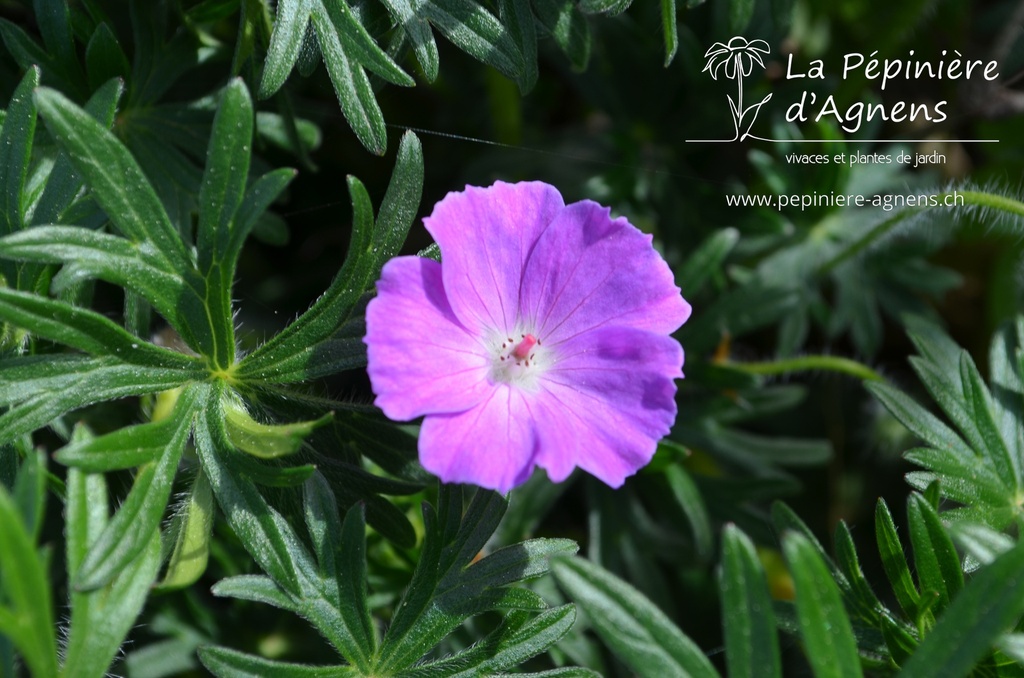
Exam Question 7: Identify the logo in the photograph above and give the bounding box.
[699,36,773,142]
[687,37,999,148]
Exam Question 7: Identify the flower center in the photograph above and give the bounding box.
[489,330,546,388]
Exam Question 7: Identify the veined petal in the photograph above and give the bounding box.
[535,326,683,487]
[518,200,691,346]
[365,257,492,420]
[424,181,565,335]
[419,385,539,493]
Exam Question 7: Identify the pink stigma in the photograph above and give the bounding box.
[511,334,538,360]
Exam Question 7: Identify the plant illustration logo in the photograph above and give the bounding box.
[700,36,773,142]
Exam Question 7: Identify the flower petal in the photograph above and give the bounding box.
[424,181,565,335]
[518,200,691,345]
[419,386,539,493]
[365,256,492,420]
[535,326,683,487]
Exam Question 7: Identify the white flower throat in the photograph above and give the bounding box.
[488,328,548,389]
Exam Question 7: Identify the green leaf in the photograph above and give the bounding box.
[676,228,737,297]
[899,538,1024,677]
[728,0,755,33]
[74,384,201,590]
[85,22,131,90]
[54,393,193,472]
[496,0,536,92]
[63,468,162,678]
[0,357,194,445]
[195,385,307,596]
[197,79,254,369]
[32,77,124,228]
[661,0,678,66]
[0,287,204,371]
[907,493,963,616]
[0,19,79,96]
[0,67,39,290]
[303,475,376,669]
[902,446,1011,509]
[578,0,632,13]
[380,0,440,81]
[832,521,884,622]
[261,0,412,154]
[157,467,215,590]
[34,0,77,74]
[223,398,332,459]
[408,606,581,676]
[0,483,58,678]
[948,522,1014,567]
[534,0,591,72]
[874,498,921,621]
[420,0,524,79]
[227,168,297,274]
[198,646,358,677]
[551,556,719,678]
[782,531,863,678]
[865,381,975,461]
[33,87,191,274]
[663,465,713,560]
[0,226,193,334]
[719,525,781,678]
[11,447,44,541]
[238,132,422,383]
[959,352,1021,491]
[211,575,298,613]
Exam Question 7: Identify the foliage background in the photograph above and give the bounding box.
[2,0,1024,676]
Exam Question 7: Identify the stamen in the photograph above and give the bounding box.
[512,334,538,360]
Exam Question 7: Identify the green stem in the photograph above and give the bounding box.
[816,189,1024,275]
[728,355,884,382]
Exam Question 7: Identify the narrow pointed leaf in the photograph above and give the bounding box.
[318,0,414,86]
[534,1,590,72]
[11,448,44,540]
[33,87,191,271]
[0,67,39,288]
[0,484,58,678]
[960,352,1021,490]
[199,646,358,677]
[661,0,678,66]
[157,467,215,590]
[782,532,863,678]
[380,0,440,81]
[311,8,386,154]
[874,498,921,620]
[497,0,537,92]
[0,287,203,370]
[719,525,781,678]
[899,538,1024,678]
[866,381,975,461]
[32,77,124,227]
[223,399,331,459]
[195,385,305,595]
[75,385,200,590]
[421,0,524,79]
[238,132,422,382]
[211,575,297,612]
[907,493,963,615]
[64,466,162,678]
[260,0,311,97]
[0,359,195,445]
[551,556,719,678]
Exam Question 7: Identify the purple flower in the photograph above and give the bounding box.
[364,181,691,492]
